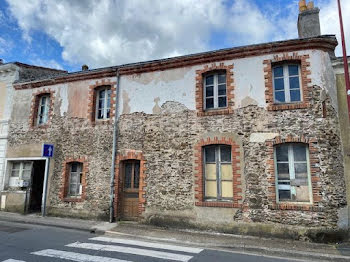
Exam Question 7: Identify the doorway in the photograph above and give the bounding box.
[121,160,140,220]
[29,160,46,213]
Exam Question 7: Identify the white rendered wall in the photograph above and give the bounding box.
[118,49,335,115]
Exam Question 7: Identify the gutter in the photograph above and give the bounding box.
[109,69,121,223]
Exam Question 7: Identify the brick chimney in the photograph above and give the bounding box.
[297,0,321,38]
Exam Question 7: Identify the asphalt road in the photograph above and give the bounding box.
[0,221,302,262]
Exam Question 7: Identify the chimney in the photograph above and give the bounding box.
[297,0,321,38]
[0,59,3,65]
[82,64,89,71]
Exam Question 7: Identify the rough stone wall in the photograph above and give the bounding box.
[117,86,346,228]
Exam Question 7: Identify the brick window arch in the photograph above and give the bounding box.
[194,136,242,208]
[195,63,235,116]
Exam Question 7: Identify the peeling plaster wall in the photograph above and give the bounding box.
[118,49,336,114]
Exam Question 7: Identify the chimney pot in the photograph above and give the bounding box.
[82,64,89,71]
[299,0,307,12]
[307,1,314,10]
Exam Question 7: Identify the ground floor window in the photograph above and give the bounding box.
[8,161,33,187]
[274,143,311,203]
[204,145,233,201]
[67,162,83,197]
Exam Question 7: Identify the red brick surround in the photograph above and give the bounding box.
[87,79,117,125]
[194,136,242,208]
[114,150,147,218]
[266,135,322,211]
[59,157,89,202]
[195,63,235,116]
[264,53,312,111]
[29,88,55,128]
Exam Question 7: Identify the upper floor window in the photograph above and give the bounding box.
[37,94,50,125]
[275,143,311,203]
[96,86,111,120]
[204,145,233,201]
[67,162,83,198]
[273,64,301,103]
[204,72,227,110]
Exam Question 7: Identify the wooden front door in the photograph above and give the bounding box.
[121,160,140,220]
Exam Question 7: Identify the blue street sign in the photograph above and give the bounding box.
[42,144,54,158]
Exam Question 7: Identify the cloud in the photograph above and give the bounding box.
[6,0,346,69]
[29,58,63,70]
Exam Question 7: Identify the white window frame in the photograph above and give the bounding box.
[272,64,302,104]
[8,161,33,188]
[203,73,227,110]
[203,145,232,201]
[274,143,313,204]
[37,95,50,125]
[95,86,111,120]
[68,162,83,198]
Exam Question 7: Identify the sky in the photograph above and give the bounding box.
[0,0,348,72]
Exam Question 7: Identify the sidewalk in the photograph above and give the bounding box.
[1,211,350,261]
[0,211,116,233]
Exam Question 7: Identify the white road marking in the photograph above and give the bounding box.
[90,236,203,253]
[2,260,26,262]
[67,242,193,262]
[31,249,131,262]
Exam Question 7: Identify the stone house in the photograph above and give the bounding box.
[0,62,65,212]
[1,2,348,235]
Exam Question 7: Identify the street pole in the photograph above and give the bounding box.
[41,157,50,217]
[337,0,350,119]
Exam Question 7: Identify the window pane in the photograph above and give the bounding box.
[294,163,308,181]
[205,164,216,180]
[274,78,285,91]
[124,163,132,188]
[22,170,31,180]
[205,181,217,198]
[221,164,232,180]
[220,146,231,162]
[218,97,227,107]
[277,163,290,180]
[293,144,307,161]
[276,144,289,162]
[222,181,233,198]
[273,66,283,77]
[218,84,226,96]
[134,162,140,189]
[279,190,291,200]
[218,74,226,84]
[12,162,21,170]
[98,109,104,119]
[98,98,105,110]
[71,163,78,172]
[99,90,105,99]
[289,76,300,90]
[288,65,299,76]
[69,184,78,196]
[70,173,78,183]
[295,186,310,202]
[206,98,214,109]
[205,75,214,85]
[205,147,215,162]
[205,86,213,97]
[23,162,32,170]
[290,90,301,102]
[106,109,110,119]
[274,91,285,103]
[11,170,20,177]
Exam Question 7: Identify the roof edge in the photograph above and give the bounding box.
[14,35,337,90]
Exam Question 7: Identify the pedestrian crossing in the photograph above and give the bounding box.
[2,236,203,262]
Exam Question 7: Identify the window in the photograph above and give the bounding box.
[204,145,233,200]
[37,94,50,125]
[274,143,311,203]
[124,161,140,190]
[96,86,111,120]
[204,72,227,110]
[8,161,33,187]
[273,64,301,103]
[68,162,83,197]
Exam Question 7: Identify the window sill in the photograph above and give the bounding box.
[267,102,310,111]
[31,124,50,129]
[63,197,84,202]
[195,201,241,208]
[197,108,233,117]
[92,119,112,126]
[269,203,322,211]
